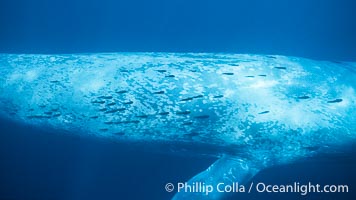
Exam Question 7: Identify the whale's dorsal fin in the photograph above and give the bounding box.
[172,155,261,199]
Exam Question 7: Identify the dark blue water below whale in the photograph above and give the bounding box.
[0,117,355,200]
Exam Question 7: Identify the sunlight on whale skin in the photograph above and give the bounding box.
[0,53,355,199]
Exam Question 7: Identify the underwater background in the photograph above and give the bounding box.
[0,0,355,199]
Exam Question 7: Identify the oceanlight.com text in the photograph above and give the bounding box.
[165,181,349,196]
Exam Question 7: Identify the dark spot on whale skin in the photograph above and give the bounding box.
[90,116,99,119]
[50,80,60,83]
[182,121,193,125]
[213,95,224,98]
[181,97,194,102]
[123,101,133,105]
[114,132,125,136]
[92,100,105,104]
[115,120,140,124]
[258,75,267,77]
[136,115,149,118]
[105,108,126,113]
[156,70,167,73]
[120,69,129,73]
[222,72,234,75]
[116,90,128,94]
[27,115,51,119]
[245,76,255,78]
[304,146,320,151]
[165,75,175,78]
[258,111,270,114]
[99,96,113,100]
[298,95,310,99]
[190,70,197,72]
[194,115,210,119]
[228,63,239,66]
[153,91,165,94]
[104,121,113,125]
[107,102,116,106]
[53,113,61,117]
[99,108,108,112]
[184,132,200,137]
[176,111,191,115]
[274,67,287,70]
[99,128,109,132]
[327,99,343,103]
[193,95,204,99]
[159,112,170,115]
[9,112,17,116]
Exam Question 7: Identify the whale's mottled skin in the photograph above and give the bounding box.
[0,53,355,199]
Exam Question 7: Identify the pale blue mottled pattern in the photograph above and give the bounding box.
[0,53,355,199]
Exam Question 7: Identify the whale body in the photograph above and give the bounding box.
[0,53,355,199]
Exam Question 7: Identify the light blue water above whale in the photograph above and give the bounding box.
[0,53,355,199]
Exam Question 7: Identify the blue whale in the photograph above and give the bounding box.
[0,53,355,199]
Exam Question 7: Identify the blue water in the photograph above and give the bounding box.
[1,117,355,200]
[1,0,356,61]
[0,0,356,200]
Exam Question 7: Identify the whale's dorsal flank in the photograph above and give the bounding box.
[0,53,355,199]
